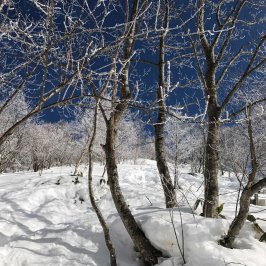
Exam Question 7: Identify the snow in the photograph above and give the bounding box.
[0,161,265,266]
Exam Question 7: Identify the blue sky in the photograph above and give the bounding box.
[3,0,265,124]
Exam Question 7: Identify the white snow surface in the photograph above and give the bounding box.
[0,159,265,266]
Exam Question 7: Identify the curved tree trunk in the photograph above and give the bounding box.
[105,120,162,265]
[99,1,162,264]
[220,105,260,248]
[221,188,251,248]
[223,178,266,248]
[88,102,117,265]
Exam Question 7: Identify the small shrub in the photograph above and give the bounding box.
[72,177,80,184]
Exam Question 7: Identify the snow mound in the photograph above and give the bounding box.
[138,210,266,266]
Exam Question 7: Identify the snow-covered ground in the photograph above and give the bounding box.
[0,160,265,266]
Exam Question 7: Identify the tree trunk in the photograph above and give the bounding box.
[221,188,251,248]
[155,123,177,208]
[197,0,221,218]
[33,154,39,172]
[174,148,181,190]
[154,0,177,209]
[220,105,259,248]
[88,102,117,266]
[105,121,162,265]
[203,102,220,217]
[74,135,90,175]
[100,1,162,263]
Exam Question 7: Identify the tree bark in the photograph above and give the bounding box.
[174,143,181,190]
[196,0,265,218]
[223,177,266,249]
[203,106,220,217]
[155,122,177,208]
[105,120,162,265]
[154,0,177,208]
[221,188,252,248]
[220,105,259,248]
[88,102,117,266]
[100,1,162,264]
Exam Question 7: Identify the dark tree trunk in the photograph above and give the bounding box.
[202,47,220,218]
[221,105,260,248]
[33,162,39,172]
[99,1,162,264]
[203,126,220,213]
[221,188,252,248]
[174,146,181,190]
[196,0,265,219]
[88,102,117,266]
[154,0,177,208]
[105,121,162,265]
[33,155,40,172]
[203,108,220,217]
[196,0,221,218]
[155,123,177,208]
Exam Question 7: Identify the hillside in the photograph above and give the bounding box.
[0,160,265,266]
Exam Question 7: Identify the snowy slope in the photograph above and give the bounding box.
[0,160,265,266]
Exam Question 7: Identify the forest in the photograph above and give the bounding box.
[0,1,265,265]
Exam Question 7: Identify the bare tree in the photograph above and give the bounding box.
[98,1,162,264]
[190,0,266,217]
[0,0,114,149]
[154,0,177,208]
[220,105,266,248]
[88,100,117,265]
